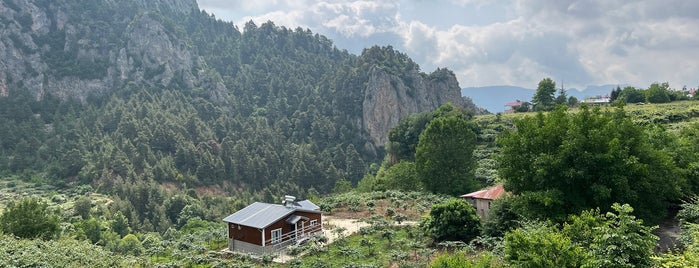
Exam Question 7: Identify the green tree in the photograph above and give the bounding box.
[74,196,92,220]
[416,115,479,196]
[78,217,103,244]
[376,160,421,191]
[425,199,480,242]
[497,105,681,223]
[110,211,131,237]
[514,102,531,113]
[610,86,622,102]
[387,111,433,163]
[532,78,556,111]
[0,197,60,240]
[116,234,144,256]
[646,82,671,103]
[556,87,568,105]
[618,86,645,103]
[332,178,353,194]
[567,96,579,107]
[482,195,521,237]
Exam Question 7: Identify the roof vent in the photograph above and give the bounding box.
[283,195,296,207]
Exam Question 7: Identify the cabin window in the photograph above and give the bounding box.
[271,228,282,244]
[310,220,318,227]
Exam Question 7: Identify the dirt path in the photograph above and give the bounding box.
[323,215,370,244]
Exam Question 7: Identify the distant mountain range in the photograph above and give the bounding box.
[462,85,622,113]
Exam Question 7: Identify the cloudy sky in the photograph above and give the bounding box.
[197,0,699,90]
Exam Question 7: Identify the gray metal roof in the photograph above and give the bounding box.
[222,200,321,229]
[297,200,320,210]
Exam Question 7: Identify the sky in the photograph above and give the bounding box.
[196,0,699,91]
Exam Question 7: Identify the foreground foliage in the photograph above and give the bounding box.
[505,204,657,267]
[0,235,143,267]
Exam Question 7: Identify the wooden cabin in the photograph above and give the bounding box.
[222,196,323,255]
[460,185,505,219]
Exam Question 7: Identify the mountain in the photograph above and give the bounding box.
[462,85,620,113]
[462,86,534,113]
[569,84,624,99]
[0,0,463,198]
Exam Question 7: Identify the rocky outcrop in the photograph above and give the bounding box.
[0,0,203,101]
[131,0,198,14]
[0,0,464,152]
[362,67,464,147]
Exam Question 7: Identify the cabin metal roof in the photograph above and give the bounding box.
[222,200,321,229]
[460,184,505,200]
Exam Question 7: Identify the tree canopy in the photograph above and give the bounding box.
[532,78,557,111]
[0,197,60,240]
[497,105,682,223]
[416,105,479,196]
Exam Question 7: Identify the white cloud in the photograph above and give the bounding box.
[198,0,699,89]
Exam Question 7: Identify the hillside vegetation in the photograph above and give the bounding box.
[2,0,699,266]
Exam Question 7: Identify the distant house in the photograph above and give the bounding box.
[223,196,323,255]
[581,95,611,105]
[504,100,524,113]
[460,185,505,219]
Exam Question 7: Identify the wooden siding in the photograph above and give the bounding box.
[228,223,262,246]
[475,199,491,219]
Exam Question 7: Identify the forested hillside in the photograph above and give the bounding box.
[11,0,699,267]
[0,0,469,201]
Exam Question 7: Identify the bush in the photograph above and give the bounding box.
[0,197,60,240]
[425,199,480,242]
[504,221,587,268]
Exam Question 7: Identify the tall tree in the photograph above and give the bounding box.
[610,86,622,102]
[497,105,682,223]
[619,86,645,103]
[555,86,568,105]
[532,78,557,111]
[416,111,479,196]
[646,82,671,103]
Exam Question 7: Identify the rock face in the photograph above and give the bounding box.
[0,0,200,101]
[0,0,465,151]
[362,67,464,147]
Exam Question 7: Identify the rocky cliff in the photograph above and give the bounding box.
[362,66,464,147]
[0,0,200,100]
[0,0,466,152]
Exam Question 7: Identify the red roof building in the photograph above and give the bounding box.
[460,184,505,219]
[504,101,524,113]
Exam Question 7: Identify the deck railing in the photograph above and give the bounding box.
[264,224,323,252]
